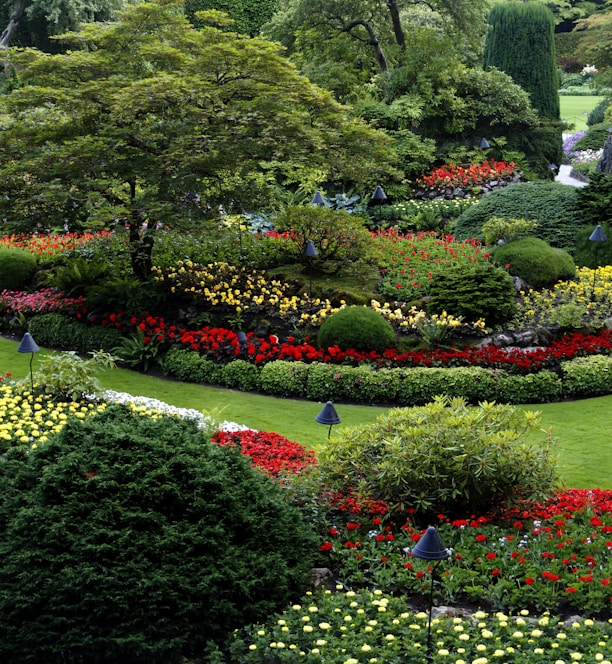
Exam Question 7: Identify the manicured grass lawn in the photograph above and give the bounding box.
[559,94,606,132]
[2,336,612,489]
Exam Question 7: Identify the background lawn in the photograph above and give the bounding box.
[559,94,606,132]
[2,336,612,490]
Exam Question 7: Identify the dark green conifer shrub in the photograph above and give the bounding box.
[453,182,582,252]
[0,247,37,290]
[427,263,516,326]
[484,1,559,121]
[0,405,316,663]
[587,98,611,127]
[317,305,396,353]
[493,237,576,289]
[573,123,612,151]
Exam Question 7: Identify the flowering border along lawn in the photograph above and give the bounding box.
[2,382,612,621]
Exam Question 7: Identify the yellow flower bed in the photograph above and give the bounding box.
[0,386,185,450]
[513,266,612,329]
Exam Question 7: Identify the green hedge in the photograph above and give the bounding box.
[561,355,612,398]
[28,313,122,353]
[160,353,570,405]
[26,319,612,404]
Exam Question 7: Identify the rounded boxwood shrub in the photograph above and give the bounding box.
[0,404,317,663]
[316,396,559,522]
[492,237,576,289]
[317,305,396,353]
[0,247,37,290]
[427,263,516,326]
[453,182,582,252]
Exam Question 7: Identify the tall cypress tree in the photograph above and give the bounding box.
[484,1,560,121]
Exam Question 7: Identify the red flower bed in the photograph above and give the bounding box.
[417,159,518,191]
[93,310,612,374]
[212,429,316,476]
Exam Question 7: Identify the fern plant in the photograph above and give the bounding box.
[113,327,163,372]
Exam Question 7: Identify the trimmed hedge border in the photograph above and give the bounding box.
[26,315,612,406]
[161,347,605,406]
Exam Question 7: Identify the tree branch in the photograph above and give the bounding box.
[340,19,388,73]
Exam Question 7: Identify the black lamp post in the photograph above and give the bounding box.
[411,526,451,662]
[17,332,40,392]
[303,240,318,297]
[311,191,326,207]
[315,400,341,438]
[588,224,607,300]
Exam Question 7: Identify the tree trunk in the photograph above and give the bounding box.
[128,220,154,280]
[0,0,28,48]
[386,0,405,51]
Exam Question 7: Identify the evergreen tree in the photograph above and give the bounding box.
[484,1,560,121]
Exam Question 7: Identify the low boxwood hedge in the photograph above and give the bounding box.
[25,314,612,405]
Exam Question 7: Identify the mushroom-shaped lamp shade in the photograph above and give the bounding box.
[237,331,248,346]
[411,526,451,561]
[589,225,607,242]
[311,191,326,207]
[304,240,318,257]
[370,185,388,204]
[479,137,490,149]
[315,401,341,426]
[17,332,39,354]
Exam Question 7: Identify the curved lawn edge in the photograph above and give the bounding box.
[2,336,612,489]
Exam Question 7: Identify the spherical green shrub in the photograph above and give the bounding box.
[492,237,576,289]
[0,405,317,663]
[427,263,516,326]
[316,396,559,522]
[453,182,582,252]
[317,305,396,353]
[0,247,37,290]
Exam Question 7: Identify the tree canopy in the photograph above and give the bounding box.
[0,0,398,277]
[0,0,124,49]
[261,0,489,98]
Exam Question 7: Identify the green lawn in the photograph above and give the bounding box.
[2,336,611,490]
[559,94,606,132]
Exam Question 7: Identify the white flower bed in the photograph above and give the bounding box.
[101,390,252,432]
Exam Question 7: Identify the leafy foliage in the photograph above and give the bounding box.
[31,349,115,401]
[492,237,576,289]
[317,306,396,353]
[273,206,374,267]
[185,0,279,36]
[0,404,317,662]
[112,327,163,372]
[0,247,37,291]
[481,216,538,245]
[317,396,559,521]
[44,255,111,297]
[27,313,123,354]
[453,182,583,252]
